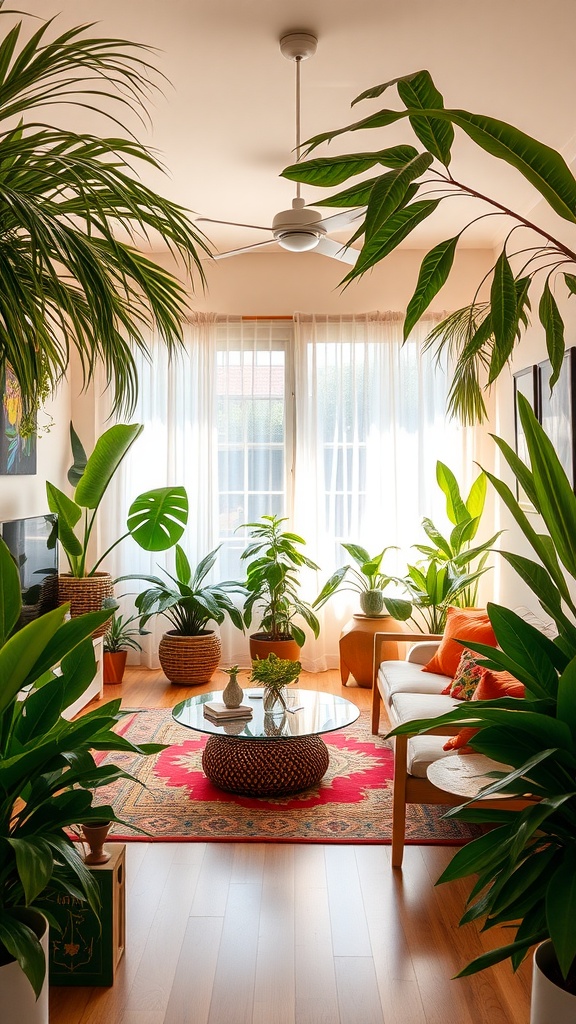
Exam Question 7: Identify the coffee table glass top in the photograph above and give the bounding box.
[172,688,360,740]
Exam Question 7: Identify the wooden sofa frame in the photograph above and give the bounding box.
[371,631,530,868]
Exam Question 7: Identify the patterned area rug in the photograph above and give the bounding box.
[95,709,480,844]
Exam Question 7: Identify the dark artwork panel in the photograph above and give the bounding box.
[0,366,37,475]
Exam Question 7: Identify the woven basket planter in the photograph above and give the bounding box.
[158,630,221,685]
[58,573,114,638]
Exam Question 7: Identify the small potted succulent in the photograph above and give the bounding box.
[250,652,302,714]
[101,598,148,684]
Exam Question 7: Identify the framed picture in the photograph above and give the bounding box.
[538,348,576,490]
[513,364,538,509]
[0,366,37,475]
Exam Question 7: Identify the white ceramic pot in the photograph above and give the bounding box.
[531,940,576,1023]
[0,909,49,1024]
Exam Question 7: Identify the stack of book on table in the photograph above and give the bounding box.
[203,701,253,722]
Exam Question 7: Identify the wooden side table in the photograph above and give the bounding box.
[339,615,406,688]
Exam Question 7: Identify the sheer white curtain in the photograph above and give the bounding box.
[94,311,472,671]
[292,312,471,670]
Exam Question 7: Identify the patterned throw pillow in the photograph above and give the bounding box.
[441,648,485,700]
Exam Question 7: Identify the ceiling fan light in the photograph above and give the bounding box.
[277,231,320,252]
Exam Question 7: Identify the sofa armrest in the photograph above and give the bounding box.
[406,641,441,665]
[372,631,443,686]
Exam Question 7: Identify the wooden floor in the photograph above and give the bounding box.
[49,668,532,1024]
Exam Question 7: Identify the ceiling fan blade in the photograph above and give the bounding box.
[317,207,367,232]
[314,236,359,265]
[214,239,279,260]
[197,216,272,231]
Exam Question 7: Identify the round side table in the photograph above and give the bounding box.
[339,615,406,688]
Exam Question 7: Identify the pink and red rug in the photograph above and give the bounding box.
[95,708,480,845]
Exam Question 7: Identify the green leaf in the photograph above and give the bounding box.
[436,461,469,526]
[67,421,87,487]
[564,272,576,296]
[360,153,433,244]
[489,250,517,377]
[0,534,22,642]
[344,199,440,282]
[546,847,576,977]
[0,912,46,998]
[7,836,54,903]
[74,423,144,510]
[539,280,565,388]
[281,146,419,186]
[397,70,454,166]
[383,597,412,621]
[465,473,487,527]
[487,603,560,697]
[0,604,65,714]
[403,236,459,340]
[45,483,83,559]
[127,486,189,551]
[556,657,576,736]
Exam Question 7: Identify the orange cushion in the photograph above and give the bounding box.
[423,607,497,678]
[443,668,525,750]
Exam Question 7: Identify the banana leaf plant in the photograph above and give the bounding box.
[387,393,576,984]
[46,422,188,577]
[282,69,576,424]
[0,3,212,432]
[0,537,165,997]
[409,462,500,612]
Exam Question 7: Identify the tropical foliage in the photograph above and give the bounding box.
[46,423,188,576]
[101,598,147,654]
[125,544,245,636]
[282,69,576,423]
[404,461,499,630]
[388,394,576,982]
[250,652,302,691]
[0,3,211,430]
[313,543,412,620]
[0,538,164,996]
[239,515,321,647]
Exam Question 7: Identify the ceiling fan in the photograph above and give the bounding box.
[198,32,363,264]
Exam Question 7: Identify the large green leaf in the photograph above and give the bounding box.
[546,847,576,977]
[403,236,459,340]
[67,421,87,487]
[487,603,561,697]
[127,486,189,551]
[539,280,565,388]
[8,836,54,903]
[0,912,46,998]
[465,472,487,526]
[489,250,517,374]
[343,199,441,281]
[556,657,576,736]
[359,153,433,244]
[0,604,65,714]
[74,423,143,510]
[281,146,419,186]
[0,534,21,643]
[45,482,83,559]
[397,70,454,166]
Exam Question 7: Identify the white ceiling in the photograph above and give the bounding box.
[24,0,576,256]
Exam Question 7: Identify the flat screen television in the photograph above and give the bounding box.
[1,514,59,628]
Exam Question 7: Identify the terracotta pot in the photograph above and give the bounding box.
[531,940,576,1023]
[159,630,221,684]
[81,821,112,865]
[0,909,49,1024]
[103,650,128,684]
[58,572,114,638]
[249,633,301,662]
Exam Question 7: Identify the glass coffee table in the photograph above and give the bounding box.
[172,689,360,797]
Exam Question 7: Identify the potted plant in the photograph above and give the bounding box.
[101,598,148,685]
[122,544,245,684]
[0,4,211,434]
[239,514,321,660]
[282,68,576,424]
[250,652,302,713]
[313,543,412,619]
[47,422,189,633]
[0,537,164,1021]
[387,395,576,1022]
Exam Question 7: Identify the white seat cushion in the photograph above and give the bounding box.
[378,660,448,701]
[390,690,459,726]
[407,736,459,778]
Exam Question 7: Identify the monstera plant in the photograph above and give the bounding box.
[282,69,576,423]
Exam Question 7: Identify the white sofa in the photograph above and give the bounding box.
[370,630,530,868]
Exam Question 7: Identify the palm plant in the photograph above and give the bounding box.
[0,3,212,432]
[282,69,576,423]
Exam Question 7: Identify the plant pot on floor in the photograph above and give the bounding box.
[0,909,49,1024]
[249,632,301,663]
[159,630,221,684]
[531,941,576,1023]
[58,572,114,638]
[103,650,128,684]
